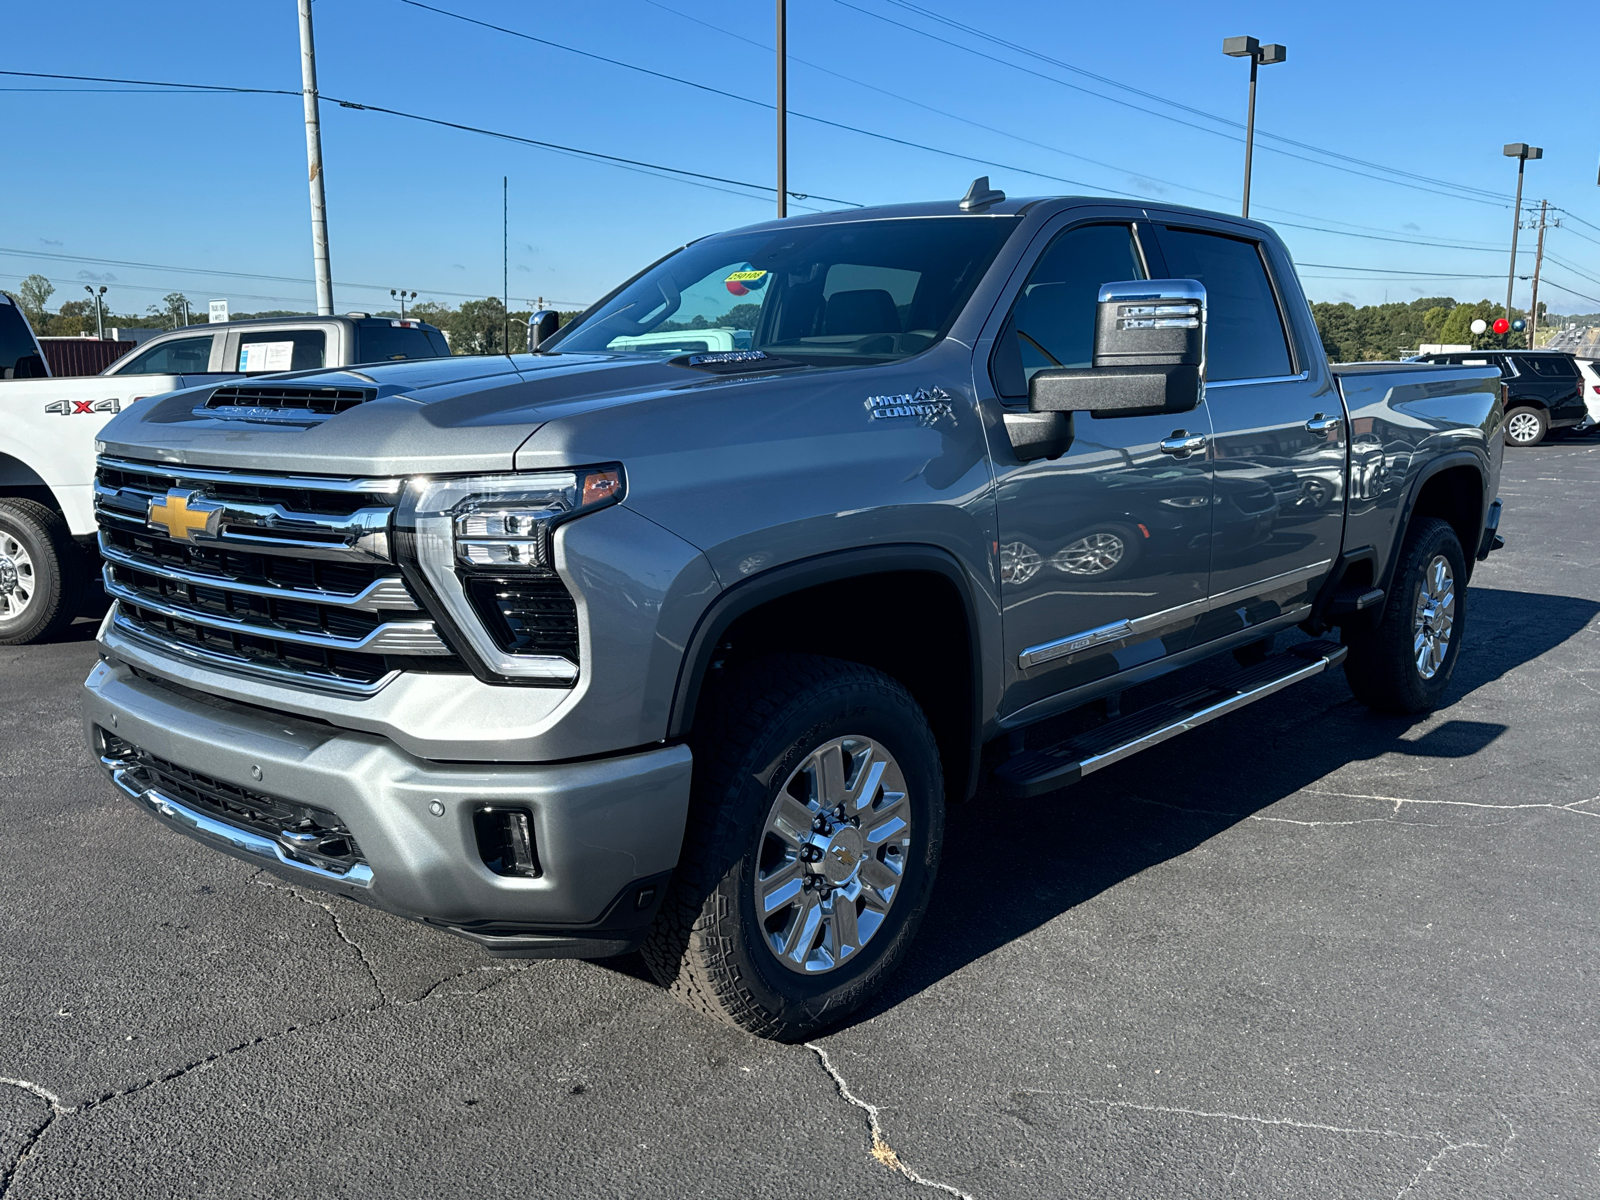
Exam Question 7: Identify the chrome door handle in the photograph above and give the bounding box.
[1306,413,1341,435]
[1159,432,1208,456]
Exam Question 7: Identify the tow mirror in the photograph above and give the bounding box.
[528,309,561,351]
[1028,279,1205,418]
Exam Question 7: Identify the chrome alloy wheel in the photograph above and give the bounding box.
[755,736,911,975]
[1506,410,1543,445]
[1053,531,1127,576]
[0,532,34,621]
[1413,554,1456,680]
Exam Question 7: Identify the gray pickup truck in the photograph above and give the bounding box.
[82,182,1505,1040]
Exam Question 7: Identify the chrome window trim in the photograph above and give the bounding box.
[105,760,375,887]
[107,609,402,697]
[1019,558,1331,671]
[97,535,416,612]
[1204,371,1311,389]
[104,573,449,655]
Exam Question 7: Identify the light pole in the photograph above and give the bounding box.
[1502,144,1541,344]
[83,285,106,339]
[298,0,334,316]
[390,289,417,319]
[1223,36,1286,218]
[776,0,787,219]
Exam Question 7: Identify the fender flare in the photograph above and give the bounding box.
[1380,449,1489,593]
[665,544,988,799]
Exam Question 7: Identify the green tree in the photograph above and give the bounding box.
[17,274,54,323]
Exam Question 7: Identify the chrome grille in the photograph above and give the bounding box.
[95,456,462,695]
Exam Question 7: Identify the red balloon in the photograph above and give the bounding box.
[1492,318,1510,335]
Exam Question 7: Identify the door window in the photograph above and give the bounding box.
[1516,355,1578,378]
[1156,229,1292,382]
[113,335,215,375]
[990,223,1146,398]
[233,329,326,373]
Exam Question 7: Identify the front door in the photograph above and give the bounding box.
[988,219,1216,722]
[1151,225,1344,638]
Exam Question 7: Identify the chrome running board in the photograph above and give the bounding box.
[995,640,1348,799]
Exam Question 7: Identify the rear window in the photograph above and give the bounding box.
[232,329,326,373]
[0,301,44,378]
[1156,228,1293,381]
[356,322,450,362]
[1517,355,1579,379]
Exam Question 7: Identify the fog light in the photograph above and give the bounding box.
[473,806,541,878]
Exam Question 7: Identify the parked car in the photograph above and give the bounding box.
[1413,348,1585,446]
[0,301,449,643]
[1575,356,1600,427]
[82,183,1505,1040]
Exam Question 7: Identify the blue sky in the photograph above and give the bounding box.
[5,0,1599,318]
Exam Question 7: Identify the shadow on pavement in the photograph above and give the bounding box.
[837,585,1600,1032]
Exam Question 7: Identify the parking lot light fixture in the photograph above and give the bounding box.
[1503,143,1542,340]
[1224,37,1287,218]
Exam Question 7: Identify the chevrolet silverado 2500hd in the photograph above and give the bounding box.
[81,182,1505,1039]
[0,299,448,644]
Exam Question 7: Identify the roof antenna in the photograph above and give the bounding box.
[959,176,1005,211]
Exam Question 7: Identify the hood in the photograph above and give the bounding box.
[95,352,742,476]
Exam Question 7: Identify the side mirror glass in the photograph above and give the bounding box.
[1028,279,1205,419]
[528,309,561,350]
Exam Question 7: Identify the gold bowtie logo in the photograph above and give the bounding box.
[147,489,223,542]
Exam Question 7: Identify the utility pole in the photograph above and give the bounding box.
[503,176,510,353]
[776,0,787,219]
[1502,144,1541,338]
[298,0,334,316]
[1223,37,1286,218]
[1527,200,1550,350]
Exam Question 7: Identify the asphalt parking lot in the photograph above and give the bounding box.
[4,437,1599,1199]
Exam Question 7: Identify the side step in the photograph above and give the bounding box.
[994,639,1348,799]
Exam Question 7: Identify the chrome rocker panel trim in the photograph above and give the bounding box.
[105,757,375,888]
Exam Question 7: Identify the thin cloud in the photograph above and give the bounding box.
[38,237,63,247]
[77,270,116,283]
[1402,222,1421,232]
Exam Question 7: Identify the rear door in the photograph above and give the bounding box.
[986,214,1216,722]
[1147,224,1344,637]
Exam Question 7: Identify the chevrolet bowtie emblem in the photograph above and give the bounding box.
[147,489,223,542]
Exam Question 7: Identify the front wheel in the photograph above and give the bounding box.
[643,654,944,1041]
[1504,405,1548,447]
[0,498,86,645]
[1342,517,1466,713]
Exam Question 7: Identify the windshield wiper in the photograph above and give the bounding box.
[667,350,807,375]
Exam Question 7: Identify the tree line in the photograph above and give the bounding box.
[1308,295,1562,361]
[6,273,579,354]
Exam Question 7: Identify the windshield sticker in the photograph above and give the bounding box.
[239,341,295,372]
[724,267,769,297]
[864,386,956,426]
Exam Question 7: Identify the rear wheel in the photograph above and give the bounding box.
[1342,517,1465,713]
[1504,405,1548,447]
[643,654,944,1040]
[0,499,85,645]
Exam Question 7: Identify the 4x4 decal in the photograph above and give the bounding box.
[43,397,120,416]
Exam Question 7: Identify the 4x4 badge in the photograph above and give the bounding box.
[147,489,224,542]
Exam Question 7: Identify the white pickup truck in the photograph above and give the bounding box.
[0,293,450,643]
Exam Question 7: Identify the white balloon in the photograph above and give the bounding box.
[1470,318,1488,334]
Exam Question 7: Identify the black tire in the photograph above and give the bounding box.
[643,654,944,1041]
[0,498,85,645]
[1503,405,1548,447]
[1342,517,1466,713]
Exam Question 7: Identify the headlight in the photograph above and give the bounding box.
[400,466,623,683]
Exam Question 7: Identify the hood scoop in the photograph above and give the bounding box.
[196,383,379,427]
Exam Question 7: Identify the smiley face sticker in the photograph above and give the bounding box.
[724,266,769,297]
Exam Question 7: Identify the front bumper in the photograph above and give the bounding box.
[82,658,693,958]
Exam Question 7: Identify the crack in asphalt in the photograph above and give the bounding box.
[0,1080,73,1200]
[253,877,389,1005]
[805,1043,976,1199]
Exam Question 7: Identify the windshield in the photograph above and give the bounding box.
[553,217,1016,365]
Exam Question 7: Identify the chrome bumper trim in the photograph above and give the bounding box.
[105,757,375,888]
